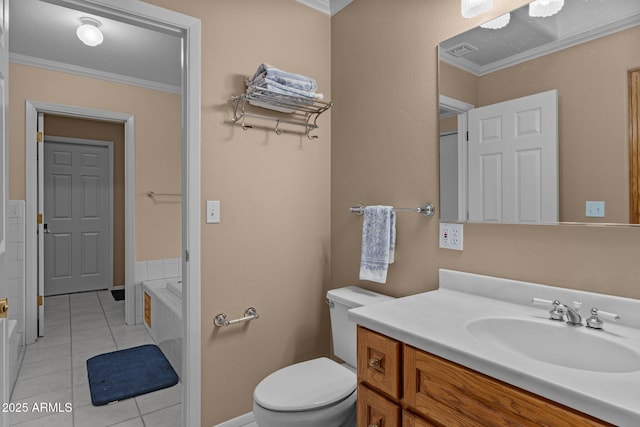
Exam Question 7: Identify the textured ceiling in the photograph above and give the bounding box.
[440,0,640,76]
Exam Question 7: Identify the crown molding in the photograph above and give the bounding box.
[297,0,353,16]
[10,53,181,94]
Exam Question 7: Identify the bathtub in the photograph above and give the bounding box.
[142,277,182,379]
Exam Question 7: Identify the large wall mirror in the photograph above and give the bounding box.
[438,0,640,225]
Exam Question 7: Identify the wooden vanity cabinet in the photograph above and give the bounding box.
[357,383,401,427]
[357,326,613,427]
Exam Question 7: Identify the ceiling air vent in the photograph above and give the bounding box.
[445,43,478,57]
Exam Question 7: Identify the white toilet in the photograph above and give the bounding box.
[252,286,394,427]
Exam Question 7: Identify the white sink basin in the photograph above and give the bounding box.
[466,317,640,373]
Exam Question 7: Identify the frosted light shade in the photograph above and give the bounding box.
[461,0,493,18]
[529,0,564,18]
[77,21,104,47]
[480,13,510,29]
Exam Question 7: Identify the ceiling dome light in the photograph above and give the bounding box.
[529,0,564,18]
[76,17,104,47]
[480,12,510,30]
[461,0,493,19]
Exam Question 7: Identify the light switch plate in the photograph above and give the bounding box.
[439,223,463,251]
[585,201,605,218]
[206,200,220,224]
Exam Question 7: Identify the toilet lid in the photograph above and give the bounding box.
[254,357,356,412]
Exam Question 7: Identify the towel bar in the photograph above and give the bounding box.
[214,307,259,327]
[349,203,435,217]
[147,191,182,198]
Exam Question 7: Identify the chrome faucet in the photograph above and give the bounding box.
[553,300,583,326]
[532,298,583,326]
[533,298,621,330]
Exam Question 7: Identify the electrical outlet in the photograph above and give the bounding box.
[439,222,463,251]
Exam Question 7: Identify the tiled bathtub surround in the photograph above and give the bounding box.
[7,200,26,394]
[134,258,182,324]
[142,278,182,378]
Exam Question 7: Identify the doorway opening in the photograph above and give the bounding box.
[43,115,123,297]
[22,2,201,424]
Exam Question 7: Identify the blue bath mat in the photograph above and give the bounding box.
[87,344,179,406]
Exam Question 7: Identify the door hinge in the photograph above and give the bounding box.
[37,295,44,306]
[37,213,43,225]
[0,298,8,318]
[466,131,469,141]
[37,131,43,143]
[185,250,190,262]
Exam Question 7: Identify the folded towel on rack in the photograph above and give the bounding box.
[251,76,324,100]
[359,206,396,284]
[251,63,318,92]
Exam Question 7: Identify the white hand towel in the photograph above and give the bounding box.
[359,206,396,284]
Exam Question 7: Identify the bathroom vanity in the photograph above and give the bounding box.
[349,270,640,427]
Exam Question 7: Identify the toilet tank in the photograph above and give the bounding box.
[326,286,395,368]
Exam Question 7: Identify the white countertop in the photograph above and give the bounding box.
[348,270,640,427]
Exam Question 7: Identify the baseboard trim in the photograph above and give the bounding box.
[214,412,255,427]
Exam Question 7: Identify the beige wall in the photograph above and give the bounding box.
[440,26,640,223]
[44,115,125,286]
[332,0,640,306]
[9,63,181,261]
[138,1,332,425]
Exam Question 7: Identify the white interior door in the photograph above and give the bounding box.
[43,140,113,296]
[0,0,8,424]
[468,89,558,223]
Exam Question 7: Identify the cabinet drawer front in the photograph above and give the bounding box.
[404,346,612,427]
[357,384,400,427]
[357,326,402,400]
[403,411,438,427]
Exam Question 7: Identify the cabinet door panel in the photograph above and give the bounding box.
[403,411,438,427]
[357,326,401,400]
[357,384,400,427]
[404,346,612,427]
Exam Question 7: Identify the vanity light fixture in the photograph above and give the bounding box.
[461,0,493,19]
[480,12,510,30]
[76,17,104,47]
[529,0,564,18]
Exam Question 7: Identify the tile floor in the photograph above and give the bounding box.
[9,290,182,427]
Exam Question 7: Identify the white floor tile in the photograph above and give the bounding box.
[135,382,182,415]
[73,398,140,427]
[142,404,182,427]
[12,371,71,400]
[10,411,72,427]
[9,388,72,425]
[12,289,182,426]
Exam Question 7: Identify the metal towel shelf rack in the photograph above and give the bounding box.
[230,84,332,139]
[349,203,435,218]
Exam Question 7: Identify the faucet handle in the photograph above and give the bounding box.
[532,298,565,320]
[586,308,620,330]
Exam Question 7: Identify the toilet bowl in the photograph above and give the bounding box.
[252,287,394,427]
[253,358,357,427]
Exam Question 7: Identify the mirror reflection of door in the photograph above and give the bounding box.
[467,90,558,224]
